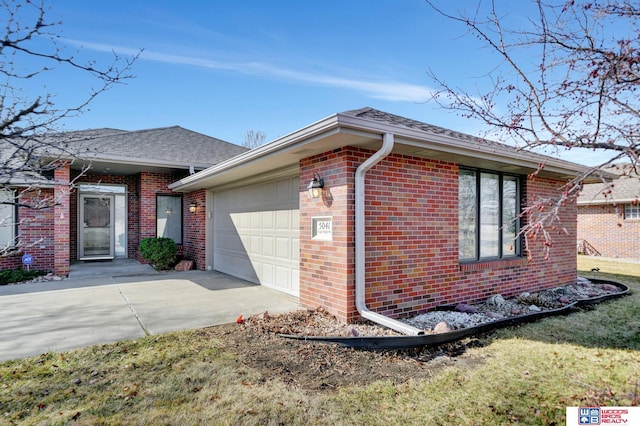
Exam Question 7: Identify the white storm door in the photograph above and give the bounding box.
[79,194,115,259]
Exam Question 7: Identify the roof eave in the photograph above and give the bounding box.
[170,110,599,192]
[334,112,595,180]
[578,198,638,206]
[170,113,342,191]
[63,154,213,171]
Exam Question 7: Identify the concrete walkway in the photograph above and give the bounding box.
[0,260,299,362]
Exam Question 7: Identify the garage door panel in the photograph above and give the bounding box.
[275,266,290,290]
[262,236,274,257]
[215,212,234,229]
[275,237,290,258]
[250,235,262,255]
[215,232,244,252]
[292,210,299,229]
[213,177,299,296]
[262,262,274,286]
[292,238,300,261]
[215,253,259,283]
[240,234,250,251]
[275,210,290,229]
[262,210,274,228]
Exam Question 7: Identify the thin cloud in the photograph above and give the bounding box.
[67,39,435,103]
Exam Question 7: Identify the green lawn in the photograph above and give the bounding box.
[1,256,638,425]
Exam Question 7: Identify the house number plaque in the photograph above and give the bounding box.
[311,216,332,241]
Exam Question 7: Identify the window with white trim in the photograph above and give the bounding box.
[625,204,640,220]
[459,169,521,261]
[0,188,16,248]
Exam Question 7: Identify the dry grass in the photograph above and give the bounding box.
[1,256,638,425]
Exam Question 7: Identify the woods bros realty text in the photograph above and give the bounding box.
[566,407,639,424]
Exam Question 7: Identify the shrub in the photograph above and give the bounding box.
[0,269,49,285]
[139,237,178,270]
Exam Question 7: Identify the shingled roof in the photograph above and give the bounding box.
[578,163,640,205]
[171,106,597,192]
[63,126,248,169]
[342,107,483,143]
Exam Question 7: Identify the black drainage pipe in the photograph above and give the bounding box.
[279,279,630,350]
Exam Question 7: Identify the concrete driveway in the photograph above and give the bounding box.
[0,262,299,362]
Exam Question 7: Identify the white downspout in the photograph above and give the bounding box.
[355,133,424,336]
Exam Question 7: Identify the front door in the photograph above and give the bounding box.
[79,194,115,260]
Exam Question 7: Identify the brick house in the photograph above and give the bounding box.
[0,126,247,275]
[1,107,598,329]
[168,107,595,328]
[577,163,640,261]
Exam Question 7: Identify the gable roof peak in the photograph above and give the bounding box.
[339,106,486,144]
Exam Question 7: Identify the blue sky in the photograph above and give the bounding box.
[25,0,611,165]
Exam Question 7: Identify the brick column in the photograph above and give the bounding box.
[300,148,358,322]
[54,165,71,276]
[183,189,207,270]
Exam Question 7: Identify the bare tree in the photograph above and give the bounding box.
[243,130,267,149]
[425,0,640,258]
[0,0,138,255]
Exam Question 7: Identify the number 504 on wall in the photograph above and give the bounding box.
[311,217,332,241]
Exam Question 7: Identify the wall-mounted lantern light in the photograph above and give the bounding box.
[307,173,324,199]
[189,202,198,213]
[165,206,172,215]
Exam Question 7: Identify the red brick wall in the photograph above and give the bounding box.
[578,204,640,260]
[71,170,192,264]
[0,169,202,273]
[137,172,184,262]
[300,148,357,321]
[300,147,577,323]
[0,188,56,272]
[183,189,207,270]
[54,166,71,276]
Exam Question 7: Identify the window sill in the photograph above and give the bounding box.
[460,257,527,272]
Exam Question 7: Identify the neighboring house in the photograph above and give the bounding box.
[0,126,248,274]
[577,163,640,261]
[1,107,598,326]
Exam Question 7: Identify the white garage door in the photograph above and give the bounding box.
[213,177,300,296]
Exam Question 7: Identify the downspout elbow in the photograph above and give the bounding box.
[355,133,424,336]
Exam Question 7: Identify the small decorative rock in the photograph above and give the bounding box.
[433,321,453,334]
[430,355,452,366]
[487,294,505,307]
[558,296,571,304]
[519,292,530,298]
[577,277,591,285]
[485,311,504,319]
[528,305,542,312]
[600,284,619,292]
[455,303,478,314]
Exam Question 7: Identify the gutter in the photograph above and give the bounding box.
[355,132,425,336]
